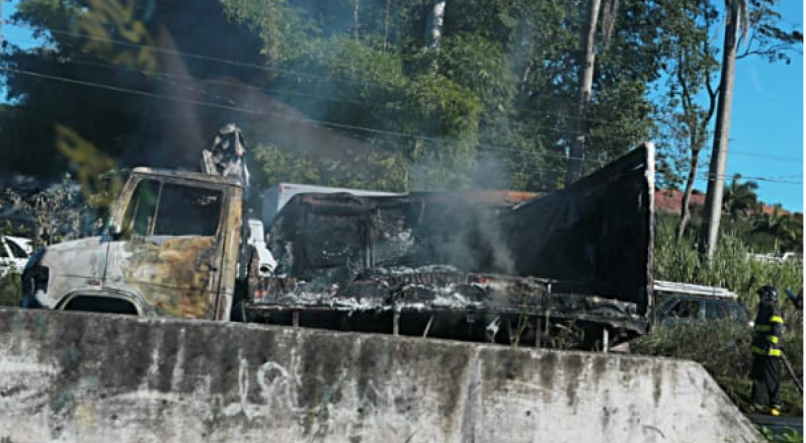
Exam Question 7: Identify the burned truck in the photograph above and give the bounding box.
[243,144,655,349]
[20,134,654,349]
[20,125,265,320]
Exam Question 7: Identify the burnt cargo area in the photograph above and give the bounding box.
[243,144,654,349]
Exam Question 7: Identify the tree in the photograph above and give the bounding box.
[0,0,736,199]
[752,205,799,253]
[652,0,720,242]
[722,173,759,220]
[425,0,446,50]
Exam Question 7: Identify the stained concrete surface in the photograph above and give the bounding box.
[0,308,761,442]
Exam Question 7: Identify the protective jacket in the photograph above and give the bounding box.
[751,302,784,357]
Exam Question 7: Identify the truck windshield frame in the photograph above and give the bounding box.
[122,179,224,237]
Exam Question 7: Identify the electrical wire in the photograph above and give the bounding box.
[6,65,803,187]
[1,65,598,165]
[2,20,801,170]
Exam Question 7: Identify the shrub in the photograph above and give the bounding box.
[0,272,22,307]
[632,320,803,416]
[632,320,753,379]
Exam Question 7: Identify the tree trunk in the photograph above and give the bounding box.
[676,149,701,241]
[353,0,360,39]
[425,0,446,50]
[700,10,740,259]
[565,0,602,186]
[383,0,391,51]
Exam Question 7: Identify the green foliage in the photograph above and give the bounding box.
[220,0,312,66]
[251,144,322,185]
[750,206,803,253]
[435,33,516,117]
[1,0,802,199]
[0,273,22,307]
[654,213,803,306]
[632,320,752,379]
[758,426,804,443]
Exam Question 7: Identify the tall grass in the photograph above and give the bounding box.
[654,214,803,309]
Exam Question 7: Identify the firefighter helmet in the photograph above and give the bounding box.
[758,286,778,302]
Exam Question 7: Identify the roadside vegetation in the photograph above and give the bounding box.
[633,212,804,420]
[0,273,22,307]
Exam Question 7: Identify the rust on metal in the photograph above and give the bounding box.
[248,144,655,345]
[28,168,244,321]
[122,236,217,318]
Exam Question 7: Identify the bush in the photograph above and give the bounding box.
[759,425,804,443]
[632,320,753,379]
[632,320,803,416]
[0,272,22,307]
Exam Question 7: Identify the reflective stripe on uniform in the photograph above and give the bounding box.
[770,315,784,324]
[751,346,782,357]
[755,324,772,332]
[767,335,779,344]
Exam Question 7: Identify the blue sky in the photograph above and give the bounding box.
[1,1,804,211]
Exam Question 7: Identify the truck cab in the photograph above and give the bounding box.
[21,168,244,320]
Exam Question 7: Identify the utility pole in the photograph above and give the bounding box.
[700,5,741,259]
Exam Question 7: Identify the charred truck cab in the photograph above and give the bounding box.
[21,168,244,320]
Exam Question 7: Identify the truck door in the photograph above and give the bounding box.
[104,177,230,319]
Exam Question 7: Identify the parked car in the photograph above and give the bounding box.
[653,280,749,327]
[0,236,33,277]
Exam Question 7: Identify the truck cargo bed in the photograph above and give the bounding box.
[244,144,655,348]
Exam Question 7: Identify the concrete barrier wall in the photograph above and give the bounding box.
[0,308,761,443]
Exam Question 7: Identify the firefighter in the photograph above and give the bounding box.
[750,285,784,416]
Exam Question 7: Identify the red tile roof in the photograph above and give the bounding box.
[654,189,794,216]
[654,189,705,214]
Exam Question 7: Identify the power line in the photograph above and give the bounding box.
[694,173,802,185]
[51,46,388,109]
[8,63,801,180]
[2,20,800,165]
[655,167,803,185]
[5,64,800,190]
[41,35,639,141]
[1,65,601,165]
[0,19,685,130]
[5,20,803,161]
[0,65,421,136]
[8,20,797,161]
[729,149,803,163]
[2,19,397,91]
